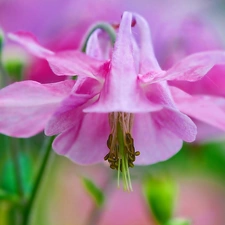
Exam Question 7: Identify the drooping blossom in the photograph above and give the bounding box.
[1,12,225,190]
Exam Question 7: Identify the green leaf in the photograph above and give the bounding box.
[0,189,20,203]
[82,177,105,207]
[165,218,191,225]
[143,176,177,224]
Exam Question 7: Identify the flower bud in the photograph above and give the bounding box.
[165,218,191,225]
[143,176,177,224]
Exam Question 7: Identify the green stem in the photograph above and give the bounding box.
[3,136,25,225]
[23,136,54,225]
[9,138,25,201]
[81,22,116,53]
[0,57,8,88]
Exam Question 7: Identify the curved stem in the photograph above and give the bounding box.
[81,22,116,53]
[23,136,54,225]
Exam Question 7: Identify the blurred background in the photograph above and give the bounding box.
[1,0,225,224]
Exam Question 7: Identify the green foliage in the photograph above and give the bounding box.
[82,177,105,207]
[0,189,19,203]
[143,176,177,224]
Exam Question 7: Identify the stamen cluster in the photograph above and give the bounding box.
[104,132,140,170]
[104,112,140,191]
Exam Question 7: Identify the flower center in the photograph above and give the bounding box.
[104,112,140,191]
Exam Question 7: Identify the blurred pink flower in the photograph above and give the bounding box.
[43,162,225,225]
[155,15,225,141]
[1,12,225,172]
[176,179,225,225]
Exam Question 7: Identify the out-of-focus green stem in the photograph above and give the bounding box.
[9,138,26,202]
[0,54,8,88]
[23,136,54,225]
[2,136,25,225]
[0,28,7,88]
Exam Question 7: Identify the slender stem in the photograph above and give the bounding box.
[81,22,116,53]
[9,138,25,201]
[2,136,25,224]
[0,58,8,88]
[23,136,54,225]
[86,176,111,225]
[0,30,7,88]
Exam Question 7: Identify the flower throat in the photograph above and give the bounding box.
[104,112,140,191]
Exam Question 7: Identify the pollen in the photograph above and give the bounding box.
[104,112,140,191]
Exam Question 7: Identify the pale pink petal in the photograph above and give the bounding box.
[53,113,110,164]
[134,13,161,73]
[8,32,54,58]
[86,29,111,61]
[191,119,223,142]
[0,80,74,137]
[169,64,225,98]
[45,77,102,135]
[145,83,197,142]
[170,86,225,131]
[9,32,105,79]
[133,113,183,165]
[85,12,162,113]
[47,50,105,78]
[152,108,197,142]
[138,70,166,84]
[165,51,225,81]
[45,94,89,136]
[144,81,177,108]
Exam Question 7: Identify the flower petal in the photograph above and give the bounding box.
[8,32,54,57]
[134,13,161,73]
[45,77,102,135]
[169,64,225,98]
[86,29,111,61]
[44,94,89,136]
[152,108,197,142]
[192,119,223,142]
[0,80,74,137]
[170,86,225,131]
[52,113,110,165]
[133,113,183,165]
[165,51,225,81]
[9,32,105,79]
[85,12,161,113]
[144,82,197,142]
[144,81,177,108]
[47,50,104,78]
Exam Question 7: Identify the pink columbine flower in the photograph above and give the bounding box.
[1,12,225,190]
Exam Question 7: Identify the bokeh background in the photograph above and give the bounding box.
[1,0,225,224]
